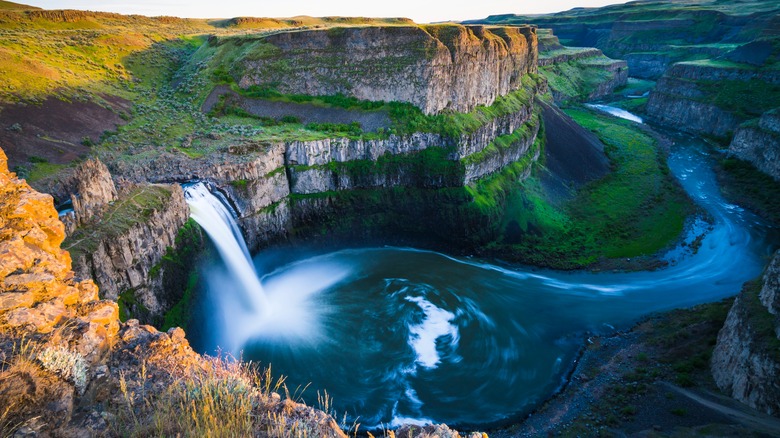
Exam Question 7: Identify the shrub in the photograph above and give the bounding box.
[36,346,88,394]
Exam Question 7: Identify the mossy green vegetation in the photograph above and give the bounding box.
[490,107,692,268]
[158,219,204,331]
[539,55,620,102]
[697,78,780,120]
[213,73,541,141]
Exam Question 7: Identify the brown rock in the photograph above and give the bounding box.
[70,159,117,226]
[0,290,34,313]
[3,298,68,333]
[76,321,112,364]
[0,237,36,279]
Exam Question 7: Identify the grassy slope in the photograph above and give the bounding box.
[540,54,618,102]
[488,106,692,268]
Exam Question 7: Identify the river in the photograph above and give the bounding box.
[186,106,776,429]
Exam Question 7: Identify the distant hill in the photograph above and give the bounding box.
[466,0,780,79]
[0,0,39,9]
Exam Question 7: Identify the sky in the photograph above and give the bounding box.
[23,0,630,23]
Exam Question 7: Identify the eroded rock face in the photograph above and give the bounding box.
[70,158,117,226]
[235,25,537,115]
[646,64,780,138]
[67,184,190,319]
[0,148,118,344]
[711,250,780,415]
[729,110,780,182]
[761,253,780,316]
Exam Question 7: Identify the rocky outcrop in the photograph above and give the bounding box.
[644,62,778,138]
[761,253,780,317]
[0,149,118,358]
[232,24,537,115]
[70,158,117,226]
[711,250,780,416]
[646,81,742,138]
[538,47,602,67]
[729,110,780,182]
[108,77,543,252]
[0,145,350,437]
[65,184,189,320]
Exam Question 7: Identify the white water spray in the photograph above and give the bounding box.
[183,182,269,313]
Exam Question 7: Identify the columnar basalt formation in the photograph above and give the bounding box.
[233,24,538,114]
[66,185,190,317]
[711,250,780,416]
[106,70,545,251]
[56,159,191,323]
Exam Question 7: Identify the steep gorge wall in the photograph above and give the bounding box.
[58,159,191,324]
[729,110,780,182]
[711,250,780,415]
[109,73,544,251]
[646,63,780,138]
[232,25,537,115]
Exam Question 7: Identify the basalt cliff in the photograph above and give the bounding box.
[711,250,780,415]
[233,25,538,115]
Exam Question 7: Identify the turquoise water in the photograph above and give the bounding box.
[188,110,775,429]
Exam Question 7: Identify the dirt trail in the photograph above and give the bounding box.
[660,381,780,436]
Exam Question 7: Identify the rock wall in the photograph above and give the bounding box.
[0,149,118,363]
[646,80,742,138]
[711,250,780,416]
[729,110,780,182]
[0,145,352,437]
[645,63,765,138]
[66,184,190,321]
[108,80,543,252]
[233,24,537,115]
[70,159,117,226]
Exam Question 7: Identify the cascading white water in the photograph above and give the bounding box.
[183,182,269,313]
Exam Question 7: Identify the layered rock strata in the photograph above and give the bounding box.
[647,64,775,138]
[729,110,780,181]
[536,29,628,103]
[711,250,780,415]
[108,78,544,251]
[233,25,538,114]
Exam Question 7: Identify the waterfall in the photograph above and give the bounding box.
[183,182,269,313]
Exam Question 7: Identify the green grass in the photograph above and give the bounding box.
[697,79,780,120]
[540,56,619,103]
[490,106,693,268]
[161,271,198,331]
[742,280,780,361]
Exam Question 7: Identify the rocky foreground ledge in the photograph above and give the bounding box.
[0,147,483,437]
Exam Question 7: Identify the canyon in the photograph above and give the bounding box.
[0,0,779,436]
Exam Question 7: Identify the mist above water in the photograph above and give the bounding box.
[184,109,775,428]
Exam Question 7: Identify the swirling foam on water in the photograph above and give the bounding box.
[187,106,776,427]
[405,295,459,369]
